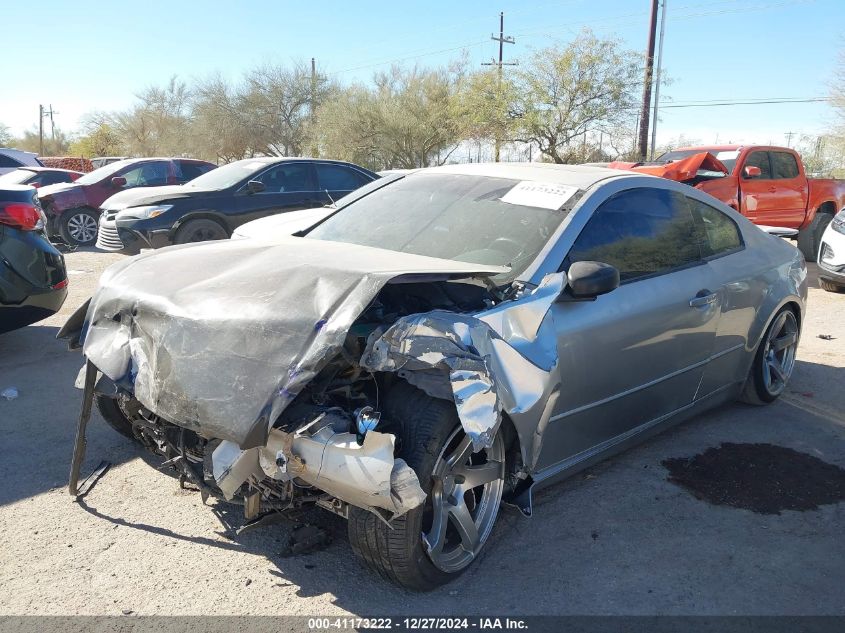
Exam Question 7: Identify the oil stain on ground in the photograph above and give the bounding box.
[662,442,845,514]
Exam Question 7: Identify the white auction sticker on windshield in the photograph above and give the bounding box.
[500,181,579,210]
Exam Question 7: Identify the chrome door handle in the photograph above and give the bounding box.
[689,292,718,308]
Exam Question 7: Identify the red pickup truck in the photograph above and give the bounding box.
[609,145,845,261]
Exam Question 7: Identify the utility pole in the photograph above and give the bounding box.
[38,104,57,155]
[482,12,516,162]
[649,0,667,160]
[310,58,319,158]
[637,0,659,161]
[785,131,796,147]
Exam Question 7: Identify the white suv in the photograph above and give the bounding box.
[0,148,42,175]
[818,208,845,293]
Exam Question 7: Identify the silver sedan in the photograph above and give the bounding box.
[64,163,807,590]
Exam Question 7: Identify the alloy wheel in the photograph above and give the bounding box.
[761,310,798,397]
[67,213,98,244]
[422,428,504,573]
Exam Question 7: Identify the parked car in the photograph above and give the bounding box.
[609,145,845,261]
[0,148,42,176]
[63,163,806,589]
[0,167,83,188]
[38,157,216,246]
[817,207,845,292]
[1,185,67,333]
[96,157,377,254]
[38,156,94,173]
[90,156,127,170]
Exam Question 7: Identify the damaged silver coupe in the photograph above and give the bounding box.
[61,163,807,590]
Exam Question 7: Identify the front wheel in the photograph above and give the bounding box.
[820,278,845,293]
[347,382,505,591]
[61,208,99,246]
[174,218,228,244]
[740,308,799,405]
[796,211,833,262]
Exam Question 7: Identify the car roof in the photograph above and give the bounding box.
[17,166,83,174]
[230,156,367,166]
[673,145,743,152]
[415,162,636,190]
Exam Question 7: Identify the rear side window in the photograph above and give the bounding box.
[121,162,169,186]
[745,151,772,179]
[687,197,743,257]
[0,154,23,168]
[316,164,368,191]
[771,152,799,179]
[178,161,214,182]
[568,188,703,282]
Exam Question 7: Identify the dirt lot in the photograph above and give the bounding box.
[0,248,843,616]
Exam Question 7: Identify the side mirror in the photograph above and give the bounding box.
[111,176,127,188]
[563,261,620,300]
[743,165,762,179]
[246,180,265,194]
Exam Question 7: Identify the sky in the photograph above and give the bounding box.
[1,0,840,150]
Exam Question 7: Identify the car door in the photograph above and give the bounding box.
[235,162,320,226]
[686,195,764,398]
[536,186,722,471]
[314,163,372,205]
[768,151,808,228]
[739,151,805,227]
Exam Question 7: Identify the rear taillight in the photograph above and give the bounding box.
[0,203,41,231]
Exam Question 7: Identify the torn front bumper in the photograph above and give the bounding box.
[211,410,426,517]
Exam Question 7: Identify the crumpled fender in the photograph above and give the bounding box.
[608,152,729,182]
[361,273,563,453]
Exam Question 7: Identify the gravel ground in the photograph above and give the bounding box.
[0,248,843,616]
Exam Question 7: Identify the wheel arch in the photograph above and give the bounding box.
[169,211,231,239]
[742,297,804,379]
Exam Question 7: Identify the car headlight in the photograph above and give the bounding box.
[119,204,173,220]
[832,209,845,235]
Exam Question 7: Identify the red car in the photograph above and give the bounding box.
[0,166,83,189]
[37,157,216,246]
[609,145,845,261]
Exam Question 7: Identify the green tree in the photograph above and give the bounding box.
[0,123,12,146]
[314,64,466,170]
[68,123,125,158]
[509,30,641,164]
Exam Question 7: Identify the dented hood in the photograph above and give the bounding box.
[608,152,729,182]
[77,235,506,448]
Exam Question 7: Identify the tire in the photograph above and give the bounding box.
[95,394,135,438]
[174,218,228,245]
[740,307,800,405]
[796,211,833,262]
[347,381,505,591]
[819,278,845,293]
[60,208,99,246]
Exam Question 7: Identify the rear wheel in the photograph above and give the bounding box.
[95,395,135,438]
[347,382,505,591]
[796,211,833,262]
[819,278,845,293]
[61,208,99,246]
[740,308,799,405]
[174,218,228,244]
